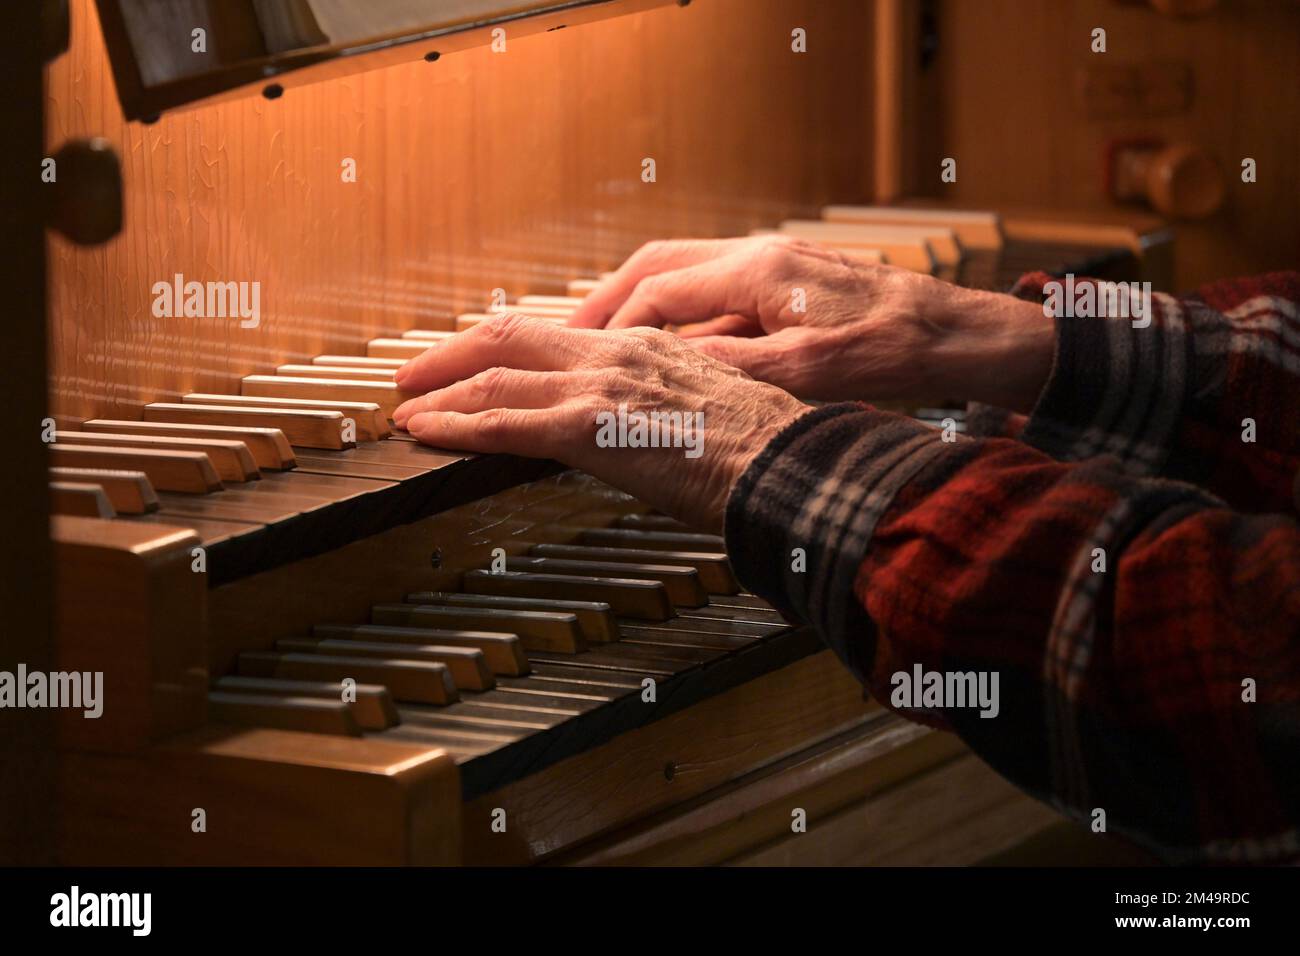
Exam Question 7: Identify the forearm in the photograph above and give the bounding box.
[726,404,1300,863]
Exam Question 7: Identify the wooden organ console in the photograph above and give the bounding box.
[20,0,1278,867]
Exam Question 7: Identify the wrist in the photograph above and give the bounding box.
[941,288,1056,413]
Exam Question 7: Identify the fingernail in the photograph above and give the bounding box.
[394,362,411,386]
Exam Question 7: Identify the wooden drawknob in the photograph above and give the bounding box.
[47,138,123,245]
[1111,141,1224,219]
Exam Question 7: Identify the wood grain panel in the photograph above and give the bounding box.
[462,649,877,864]
[45,0,874,421]
[912,0,1300,288]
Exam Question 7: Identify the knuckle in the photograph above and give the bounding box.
[631,239,672,264]
[471,366,509,402]
[624,325,673,349]
[756,237,800,270]
[612,334,652,364]
[472,407,509,441]
[480,312,527,343]
[595,369,628,401]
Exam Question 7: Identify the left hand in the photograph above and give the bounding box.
[392,314,810,531]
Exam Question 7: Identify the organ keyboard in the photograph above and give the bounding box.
[47,204,1146,865]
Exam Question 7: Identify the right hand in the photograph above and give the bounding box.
[567,235,1055,412]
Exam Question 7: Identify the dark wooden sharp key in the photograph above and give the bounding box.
[579,528,727,552]
[276,638,494,692]
[55,430,260,483]
[530,543,739,595]
[237,651,457,705]
[506,557,708,608]
[213,676,398,730]
[50,444,223,493]
[463,570,673,621]
[371,604,585,654]
[405,591,620,644]
[83,419,296,470]
[313,624,529,677]
[207,691,362,737]
[48,467,159,514]
[614,513,694,532]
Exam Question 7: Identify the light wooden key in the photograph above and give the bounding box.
[518,295,585,308]
[181,394,387,441]
[566,278,601,296]
[213,676,398,730]
[50,444,223,493]
[238,651,458,706]
[276,364,395,382]
[312,624,529,677]
[822,204,1005,250]
[49,467,158,514]
[368,338,438,359]
[463,569,673,620]
[530,543,739,594]
[55,430,260,483]
[314,355,407,368]
[152,402,354,450]
[207,691,362,737]
[779,219,963,267]
[241,376,414,418]
[406,591,620,643]
[49,481,115,517]
[371,603,585,654]
[82,420,296,471]
[277,638,495,691]
[398,330,457,341]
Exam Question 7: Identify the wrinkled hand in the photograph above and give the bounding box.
[392,315,809,532]
[567,235,1053,412]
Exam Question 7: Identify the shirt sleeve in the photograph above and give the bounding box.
[725,402,1300,864]
[1005,270,1300,515]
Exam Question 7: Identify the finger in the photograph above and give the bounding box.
[394,314,589,394]
[393,368,589,428]
[675,314,764,339]
[568,238,761,329]
[604,253,762,331]
[687,330,809,388]
[406,405,580,459]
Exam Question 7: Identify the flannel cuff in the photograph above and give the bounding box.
[1010,271,1198,477]
[724,402,949,682]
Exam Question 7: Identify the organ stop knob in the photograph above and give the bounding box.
[46,138,123,245]
[1109,140,1225,220]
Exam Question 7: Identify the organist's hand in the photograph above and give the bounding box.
[391,315,810,532]
[565,235,1053,413]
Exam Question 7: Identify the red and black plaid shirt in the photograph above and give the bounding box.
[724,270,1300,864]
